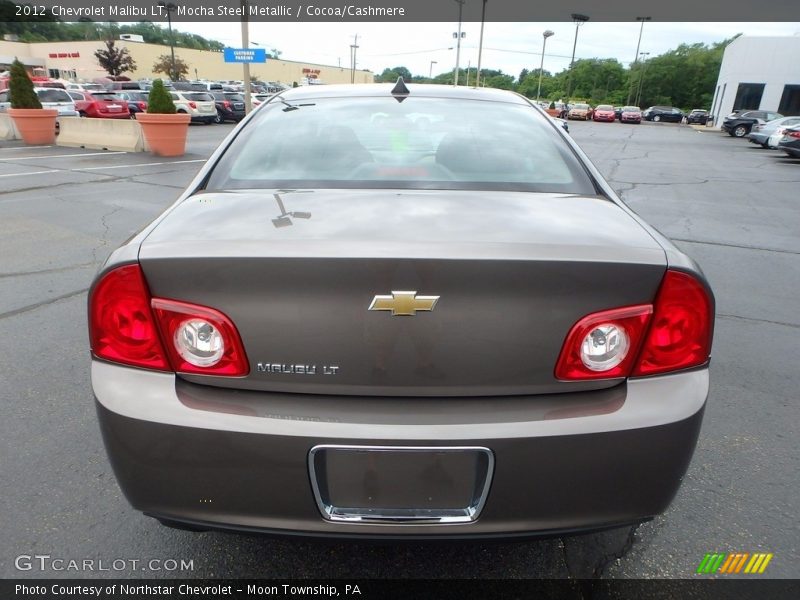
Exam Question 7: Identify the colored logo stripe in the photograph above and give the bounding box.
[697,552,773,574]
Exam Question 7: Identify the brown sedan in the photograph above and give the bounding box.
[89,81,713,538]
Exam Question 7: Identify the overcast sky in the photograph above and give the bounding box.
[178,21,800,79]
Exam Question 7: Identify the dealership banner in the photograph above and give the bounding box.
[3,0,800,22]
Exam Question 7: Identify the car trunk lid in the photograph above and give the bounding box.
[138,189,667,396]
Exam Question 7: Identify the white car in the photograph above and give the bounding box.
[0,87,78,117]
[169,91,217,124]
[756,117,800,149]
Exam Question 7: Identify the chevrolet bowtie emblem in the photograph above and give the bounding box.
[368,291,440,316]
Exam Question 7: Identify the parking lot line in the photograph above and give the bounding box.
[0,159,206,179]
[0,169,61,178]
[81,159,206,171]
[0,145,54,151]
[6,151,128,160]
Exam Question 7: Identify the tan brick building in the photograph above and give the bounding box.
[0,39,373,85]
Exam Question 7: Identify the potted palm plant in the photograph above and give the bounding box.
[135,79,191,157]
[7,59,58,145]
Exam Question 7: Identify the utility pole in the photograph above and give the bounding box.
[157,2,177,81]
[240,0,252,113]
[350,34,359,83]
[429,60,437,79]
[635,51,650,106]
[453,0,464,85]
[476,0,487,87]
[627,17,651,105]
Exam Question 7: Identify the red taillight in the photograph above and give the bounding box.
[138,101,146,110]
[555,270,713,380]
[188,101,197,109]
[555,305,653,380]
[151,298,249,376]
[90,264,249,376]
[89,265,170,371]
[632,270,713,376]
[788,130,800,139]
[222,100,231,109]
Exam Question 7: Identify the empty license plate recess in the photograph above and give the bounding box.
[309,445,494,524]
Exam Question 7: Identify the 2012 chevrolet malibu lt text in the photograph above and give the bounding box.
[89,81,714,538]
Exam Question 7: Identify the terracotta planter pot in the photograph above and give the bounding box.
[135,112,191,157]
[9,108,58,145]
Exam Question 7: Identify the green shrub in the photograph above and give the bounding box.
[9,58,42,109]
[146,79,176,114]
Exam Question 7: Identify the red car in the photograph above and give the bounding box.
[67,90,130,119]
[620,106,642,124]
[593,104,616,122]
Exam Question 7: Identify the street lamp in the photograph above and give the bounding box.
[536,30,554,103]
[566,13,589,101]
[157,1,178,81]
[627,16,651,104]
[635,51,650,107]
[453,0,465,85]
[429,60,437,79]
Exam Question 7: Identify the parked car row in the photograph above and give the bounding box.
[722,109,784,138]
[739,114,800,158]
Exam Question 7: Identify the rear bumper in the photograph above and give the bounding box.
[93,360,708,538]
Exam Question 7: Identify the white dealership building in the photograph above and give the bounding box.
[710,35,800,125]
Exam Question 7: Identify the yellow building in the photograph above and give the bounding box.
[0,39,374,85]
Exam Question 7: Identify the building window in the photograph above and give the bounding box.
[48,69,59,79]
[779,85,800,116]
[732,83,765,111]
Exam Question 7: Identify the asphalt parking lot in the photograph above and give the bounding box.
[1,120,798,580]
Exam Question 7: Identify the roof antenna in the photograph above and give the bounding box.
[391,76,410,96]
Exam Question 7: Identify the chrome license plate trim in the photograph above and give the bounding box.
[308,445,494,525]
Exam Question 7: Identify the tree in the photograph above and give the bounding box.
[8,59,41,109]
[376,66,413,82]
[146,79,176,114]
[152,54,189,81]
[94,38,137,77]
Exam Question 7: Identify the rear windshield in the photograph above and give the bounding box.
[37,89,72,102]
[225,93,245,101]
[206,96,595,194]
[91,93,122,101]
[185,92,214,101]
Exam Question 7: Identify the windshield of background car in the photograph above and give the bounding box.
[92,93,122,101]
[596,105,613,110]
[622,106,640,112]
[37,89,72,102]
[206,96,595,194]
[185,92,214,102]
[572,104,589,110]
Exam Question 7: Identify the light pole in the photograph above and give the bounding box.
[429,60,437,79]
[635,51,650,107]
[627,16,651,105]
[453,0,465,85]
[536,30,554,103]
[566,13,589,101]
[157,1,177,81]
[476,0,487,87]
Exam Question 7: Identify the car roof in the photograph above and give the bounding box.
[277,83,531,105]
